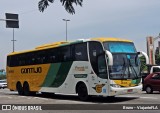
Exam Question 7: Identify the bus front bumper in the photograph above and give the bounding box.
[109,84,142,96]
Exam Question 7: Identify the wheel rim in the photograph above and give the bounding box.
[146,86,152,93]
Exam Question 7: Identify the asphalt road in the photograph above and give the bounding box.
[0,88,160,113]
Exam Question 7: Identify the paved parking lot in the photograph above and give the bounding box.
[0,88,160,112]
[0,88,160,104]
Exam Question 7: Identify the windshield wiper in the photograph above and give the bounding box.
[128,59,138,79]
[121,57,127,79]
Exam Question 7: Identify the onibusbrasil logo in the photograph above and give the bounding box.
[1,105,42,111]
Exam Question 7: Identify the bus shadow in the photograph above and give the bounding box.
[33,93,138,103]
[7,91,138,103]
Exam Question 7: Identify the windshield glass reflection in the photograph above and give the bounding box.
[109,53,141,80]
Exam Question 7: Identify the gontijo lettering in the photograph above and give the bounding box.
[21,67,42,74]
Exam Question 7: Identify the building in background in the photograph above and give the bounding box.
[146,35,160,65]
[146,36,155,65]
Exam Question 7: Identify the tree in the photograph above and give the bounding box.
[140,56,147,72]
[0,69,5,72]
[155,54,160,65]
[38,0,83,14]
[0,75,6,80]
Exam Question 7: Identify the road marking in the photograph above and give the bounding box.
[7,96,12,99]
[27,97,32,99]
[18,96,27,98]
[0,95,49,100]
[140,97,158,99]
[119,95,158,100]
[18,96,49,100]
[0,95,13,99]
[119,95,139,98]
[33,97,49,100]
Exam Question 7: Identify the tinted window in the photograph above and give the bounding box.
[153,68,160,73]
[47,49,58,63]
[58,46,71,62]
[74,43,88,61]
[7,56,11,66]
[98,54,108,79]
[89,41,104,75]
[36,51,47,64]
[7,43,88,67]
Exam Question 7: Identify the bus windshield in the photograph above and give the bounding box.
[103,42,141,80]
[109,53,141,79]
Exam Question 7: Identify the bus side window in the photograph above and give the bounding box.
[7,56,11,66]
[89,41,107,77]
[58,46,71,62]
[13,55,18,66]
[97,54,108,79]
[48,49,58,63]
[74,43,88,61]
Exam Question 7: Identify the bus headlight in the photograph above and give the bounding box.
[110,84,121,88]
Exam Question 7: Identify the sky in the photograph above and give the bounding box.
[0,0,160,69]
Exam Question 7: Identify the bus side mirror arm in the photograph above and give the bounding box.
[105,50,113,66]
[138,51,149,64]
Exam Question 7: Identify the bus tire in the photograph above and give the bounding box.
[23,82,30,96]
[77,83,89,101]
[16,82,23,95]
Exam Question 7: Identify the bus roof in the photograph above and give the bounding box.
[7,37,133,56]
[91,37,133,42]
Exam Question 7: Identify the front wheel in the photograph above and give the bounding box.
[77,83,89,101]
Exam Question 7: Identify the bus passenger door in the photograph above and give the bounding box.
[88,52,109,96]
[88,70,98,95]
[96,53,109,95]
[88,41,109,95]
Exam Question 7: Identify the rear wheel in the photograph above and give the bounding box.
[77,83,89,101]
[23,82,30,96]
[16,82,23,95]
[145,86,153,94]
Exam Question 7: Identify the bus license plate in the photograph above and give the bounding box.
[128,89,133,93]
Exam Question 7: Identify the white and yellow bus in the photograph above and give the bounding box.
[7,37,149,100]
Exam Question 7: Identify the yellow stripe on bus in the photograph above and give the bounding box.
[7,64,50,91]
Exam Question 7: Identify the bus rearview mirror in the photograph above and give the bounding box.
[105,50,113,66]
